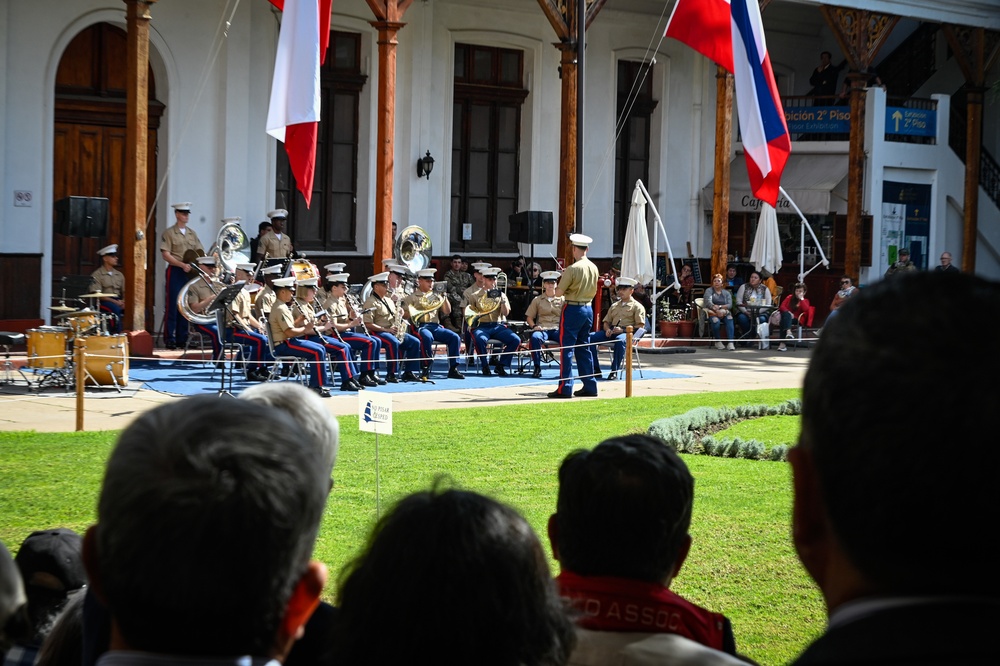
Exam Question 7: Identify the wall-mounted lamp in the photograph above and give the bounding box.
[416,150,435,180]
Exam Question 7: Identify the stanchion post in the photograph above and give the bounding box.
[625,326,633,398]
[75,337,85,431]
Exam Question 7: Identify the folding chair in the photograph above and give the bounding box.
[595,335,643,380]
[263,327,308,384]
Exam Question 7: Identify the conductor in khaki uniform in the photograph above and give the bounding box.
[90,244,126,333]
[524,270,564,379]
[587,276,647,381]
[549,233,599,399]
[257,209,293,262]
[160,202,204,348]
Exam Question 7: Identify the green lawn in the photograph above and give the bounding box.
[0,389,822,665]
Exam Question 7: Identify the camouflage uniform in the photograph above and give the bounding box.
[443,268,474,332]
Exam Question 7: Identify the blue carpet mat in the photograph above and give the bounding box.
[129,358,693,397]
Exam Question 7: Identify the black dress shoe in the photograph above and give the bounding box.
[574,388,599,397]
[340,380,359,392]
[607,371,617,381]
[547,391,572,399]
[400,371,420,382]
[359,374,378,387]
[447,367,466,380]
[313,387,332,398]
[246,370,268,382]
[481,366,493,377]
[496,365,509,377]
[350,378,365,390]
[385,375,399,384]
[367,372,387,385]
[419,369,431,382]
[164,342,177,350]
[531,368,542,379]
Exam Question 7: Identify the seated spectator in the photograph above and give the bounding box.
[549,434,746,664]
[789,271,1000,664]
[758,269,780,302]
[734,271,773,341]
[330,483,576,665]
[884,247,916,279]
[705,274,736,351]
[35,592,84,666]
[3,529,86,666]
[669,263,696,307]
[825,275,857,322]
[1,541,28,658]
[775,282,811,352]
[81,396,332,664]
[588,277,646,381]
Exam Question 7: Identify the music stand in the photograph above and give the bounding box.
[206,281,246,397]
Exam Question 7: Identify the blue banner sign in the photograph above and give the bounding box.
[784,106,851,133]
[885,106,936,137]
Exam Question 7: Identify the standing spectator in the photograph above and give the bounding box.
[826,275,857,322]
[81,396,331,665]
[330,485,576,666]
[549,234,599,399]
[884,247,917,278]
[3,529,86,666]
[159,202,203,349]
[550,434,745,664]
[808,51,844,104]
[935,251,959,273]
[789,271,1000,665]
[775,282,811,352]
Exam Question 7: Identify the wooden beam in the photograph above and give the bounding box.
[123,0,157,332]
[556,44,577,265]
[370,20,406,275]
[537,0,568,40]
[712,66,732,278]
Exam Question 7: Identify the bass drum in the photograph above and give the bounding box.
[288,259,319,283]
[82,334,129,387]
[26,328,69,369]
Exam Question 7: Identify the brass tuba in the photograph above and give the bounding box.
[394,225,432,272]
[464,289,503,328]
[177,221,249,325]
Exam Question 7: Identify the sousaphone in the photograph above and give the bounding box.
[178,221,251,325]
[361,224,432,305]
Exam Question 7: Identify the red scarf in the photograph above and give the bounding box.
[556,571,727,650]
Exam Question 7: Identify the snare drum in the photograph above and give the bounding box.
[26,328,69,369]
[82,334,129,386]
[65,312,99,339]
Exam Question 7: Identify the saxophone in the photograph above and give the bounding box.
[391,298,408,342]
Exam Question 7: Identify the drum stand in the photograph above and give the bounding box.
[0,332,30,388]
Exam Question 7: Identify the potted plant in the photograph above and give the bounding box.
[676,304,696,340]
[657,304,684,338]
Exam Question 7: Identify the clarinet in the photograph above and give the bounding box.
[346,293,371,336]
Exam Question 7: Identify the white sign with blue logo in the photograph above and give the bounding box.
[359,392,392,435]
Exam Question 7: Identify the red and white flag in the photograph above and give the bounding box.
[666,0,790,206]
[266,0,332,208]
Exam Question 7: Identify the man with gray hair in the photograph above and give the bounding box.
[82,395,332,663]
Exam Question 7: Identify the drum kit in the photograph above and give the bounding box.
[22,290,129,391]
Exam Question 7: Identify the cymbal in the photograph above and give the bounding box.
[49,304,77,312]
[55,309,96,320]
[79,291,116,298]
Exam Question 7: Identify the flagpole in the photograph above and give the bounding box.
[779,186,830,282]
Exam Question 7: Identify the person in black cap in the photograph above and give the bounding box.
[884,247,917,278]
[4,529,86,666]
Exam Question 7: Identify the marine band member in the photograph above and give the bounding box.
[257,209,293,262]
[549,233,599,399]
[230,263,274,382]
[295,277,362,392]
[160,202,204,349]
[588,276,646,381]
[268,276,330,397]
[524,271,564,379]
[90,244,126,333]
[362,272,422,383]
[468,267,520,377]
[325,273,383,387]
[402,268,465,380]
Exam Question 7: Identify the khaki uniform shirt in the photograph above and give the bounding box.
[363,293,398,331]
[254,285,277,320]
[525,294,564,330]
[558,257,599,303]
[232,288,255,325]
[466,286,509,326]
[605,298,646,331]
[89,268,125,298]
[187,278,225,324]
[313,288,331,315]
[402,290,445,326]
[160,224,204,262]
[328,296,353,329]
[269,301,295,344]
[460,283,482,309]
[257,231,292,260]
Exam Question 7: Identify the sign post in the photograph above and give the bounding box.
[359,392,393,517]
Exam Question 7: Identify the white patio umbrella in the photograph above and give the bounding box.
[621,183,655,286]
[749,202,783,275]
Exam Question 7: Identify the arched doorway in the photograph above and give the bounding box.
[52,22,163,330]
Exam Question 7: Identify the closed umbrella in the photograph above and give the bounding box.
[621,183,655,286]
[749,202,783,276]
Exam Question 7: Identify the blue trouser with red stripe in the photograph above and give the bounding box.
[232,329,273,373]
[99,302,124,333]
[305,334,357,383]
[275,337,328,388]
[373,331,420,375]
[555,303,597,396]
[193,322,229,360]
[416,323,462,370]
[588,327,645,374]
[529,329,560,370]
[341,332,382,374]
[164,265,190,346]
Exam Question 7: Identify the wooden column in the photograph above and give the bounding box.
[370,19,405,274]
[556,43,578,265]
[711,66,732,277]
[941,26,998,273]
[123,0,157,331]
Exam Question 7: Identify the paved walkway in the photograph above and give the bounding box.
[0,346,811,433]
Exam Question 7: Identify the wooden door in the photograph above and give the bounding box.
[52,23,162,328]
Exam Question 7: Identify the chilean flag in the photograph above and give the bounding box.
[266,0,332,208]
[666,0,790,206]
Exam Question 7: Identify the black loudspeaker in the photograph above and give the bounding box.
[508,210,554,244]
[54,196,109,237]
